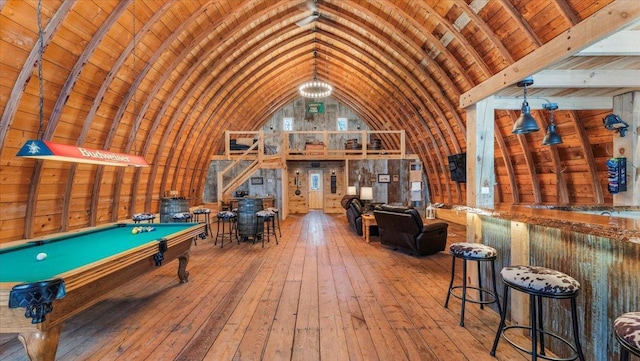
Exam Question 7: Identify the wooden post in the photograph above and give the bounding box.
[612,91,639,205]
[465,97,495,301]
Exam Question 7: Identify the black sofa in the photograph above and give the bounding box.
[373,205,448,256]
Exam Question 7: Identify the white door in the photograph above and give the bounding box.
[308,170,323,209]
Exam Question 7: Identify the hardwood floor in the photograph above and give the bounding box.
[0,212,534,361]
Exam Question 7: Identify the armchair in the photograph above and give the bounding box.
[373,205,448,256]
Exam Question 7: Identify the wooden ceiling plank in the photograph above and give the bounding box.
[460,1,640,108]
[531,69,640,88]
[493,96,612,110]
[576,27,640,56]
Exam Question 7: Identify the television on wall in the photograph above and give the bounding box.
[448,153,466,183]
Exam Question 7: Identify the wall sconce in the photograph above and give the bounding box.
[357,124,361,130]
[512,77,540,134]
[542,102,562,146]
[295,169,300,175]
[603,114,629,137]
[331,169,335,175]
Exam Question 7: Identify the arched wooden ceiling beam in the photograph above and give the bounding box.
[87,0,258,224]
[506,110,541,204]
[451,0,514,64]
[158,39,318,195]
[318,24,463,155]
[494,119,519,204]
[535,109,568,204]
[95,0,303,219]
[321,1,470,138]
[554,0,580,25]
[161,29,307,191]
[199,52,447,201]
[496,0,543,47]
[566,109,603,203]
[0,1,74,151]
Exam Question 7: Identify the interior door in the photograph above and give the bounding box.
[308,170,323,209]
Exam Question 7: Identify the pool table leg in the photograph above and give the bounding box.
[178,251,190,283]
[18,324,62,361]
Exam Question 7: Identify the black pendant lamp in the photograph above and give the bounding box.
[541,102,562,145]
[512,78,540,134]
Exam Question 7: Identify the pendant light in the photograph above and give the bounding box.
[542,102,562,146]
[512,77,539,134]
[299,48,332,98]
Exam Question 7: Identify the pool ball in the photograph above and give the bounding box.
[36,252,47,261]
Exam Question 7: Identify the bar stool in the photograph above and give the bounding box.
[132,213,155,224]
[172,212,199,245]
[444,242,500,327]
[265,207,281,237]
[614,312,640,361]
[255,210,278,248]
[192,208,211,237]
[171,212,192,223]
[215,211,237,248]
[490,265,585,361]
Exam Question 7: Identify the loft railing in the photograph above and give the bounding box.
[223,130,407,159]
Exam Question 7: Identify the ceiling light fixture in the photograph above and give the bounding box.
[542,102,562,146]
[299,50,332,98]
[602,114,629,137]
[512,77,540,134]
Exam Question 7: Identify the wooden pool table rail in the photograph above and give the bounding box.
[0,222,205,361]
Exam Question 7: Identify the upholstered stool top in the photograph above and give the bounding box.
[266,207,279,213]
[193,208,210,214]
[132,213,155,221]
[449,242,497,259]
[172,212,192,219]
[614,312,640,351]
[217,211,236,219]
[256,210,275,218]
[501,265,580,295]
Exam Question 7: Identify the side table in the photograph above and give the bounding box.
[361,213,377,243]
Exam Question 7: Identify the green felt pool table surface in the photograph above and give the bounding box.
[0,223,197,283]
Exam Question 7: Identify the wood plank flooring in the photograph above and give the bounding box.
[0,211,534,361]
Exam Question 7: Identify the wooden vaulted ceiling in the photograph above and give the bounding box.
[0,0,638,242]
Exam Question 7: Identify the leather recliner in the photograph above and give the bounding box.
[346,198,365,236]
[373,205,448,256]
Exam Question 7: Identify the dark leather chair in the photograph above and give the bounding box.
[373,205,448,256]
[346,198,365,235]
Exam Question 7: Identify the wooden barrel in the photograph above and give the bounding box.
[160,198,189,223]
[237,198,264,239]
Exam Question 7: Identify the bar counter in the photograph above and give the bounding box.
[443,204,639,360]
[451,204,639,242]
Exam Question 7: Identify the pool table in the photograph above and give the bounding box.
[0,222,206,361]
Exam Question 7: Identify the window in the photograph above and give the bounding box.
[283,117,293,131]
[311,174,320,190]
[337,117,347,131]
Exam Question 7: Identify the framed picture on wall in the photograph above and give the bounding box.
[251,177,264,185]
[378,174,391,183]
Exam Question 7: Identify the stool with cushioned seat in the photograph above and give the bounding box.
[265,207,281,237]
[444,242,500,327]
[490,265,585,361]
[255,209,277,248]
[215,211,237,248]
[192,208,211,237]
[614,312,640,361]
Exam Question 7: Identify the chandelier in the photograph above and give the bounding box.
[299,50,332,98]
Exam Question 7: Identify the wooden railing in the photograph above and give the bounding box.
[223,130,408,160]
